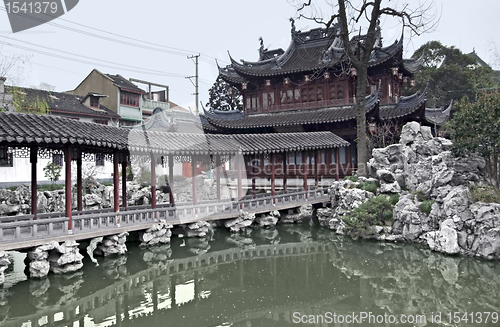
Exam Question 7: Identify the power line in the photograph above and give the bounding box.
[3,37,186,77]
[0,39,186,77]
[0,6,227,65]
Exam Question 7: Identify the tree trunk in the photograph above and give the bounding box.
[355,65,368,177]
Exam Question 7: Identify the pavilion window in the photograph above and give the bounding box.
[251,96,258,108]
[294,89,300,102]
[0,146,13,167]
[288,152,295,166]
[262,92,269,108]
[321,152,326,164]
[246,97,251,110]
[53,154,63,167]
[337,84,344,99]
[96,153,105,167]
[330,85,336,99]
[263,156,268,166]
[286,89,293,104]
[317,86,324,101]
[267,92,275,107]
[308,154,315,165]
[339,147,347,165]
[280,91,286,104]
[296,152,302,165]
[308,87,315,102]
[93,119,108,125]
[90,96,99,108]
[301,87,308,102]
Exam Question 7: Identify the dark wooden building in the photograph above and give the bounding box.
[204,21,447,178]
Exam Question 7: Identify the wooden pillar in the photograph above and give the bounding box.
[122,158,127,208]
[113,152,120,212]
[270,153,275,204]
[302,150,308,192]
[30,147,38,219]
[168,154,175,206]
[283,151,287,193]
[150,153,156,210]
[64,145,73,233]
[237,154,242,202]
[336,148,340,181]
[252,155,256,198]
[314,150,319,188]
[215,155,221,202]
[192,156,197,205]
[76,150,82,212]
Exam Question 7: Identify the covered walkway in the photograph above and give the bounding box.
[0,111,348,249]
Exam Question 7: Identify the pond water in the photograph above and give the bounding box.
[1,223,499,327]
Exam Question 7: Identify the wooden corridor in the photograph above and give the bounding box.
[0,187,329,251]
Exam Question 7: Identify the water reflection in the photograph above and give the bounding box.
[0,225,499,327]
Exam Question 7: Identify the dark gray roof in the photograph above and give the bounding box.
[203,91,380,130]
[221,26,405,80]
[0,112,348,156]
[105,74,145,93]
[4,86,120,119]
[379,86,428,120]
[425,100,452,125]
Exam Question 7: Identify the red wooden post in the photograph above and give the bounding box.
[216,155,221,202]
[252,155,256,198]
[192,156,197,205]
[76,150,82,212]
[283,152,287,193]
[335,148,340,181]
[271,153,276,204]
[64,145,73,233]
[168,154,175,206]
[314,150,319,188]
[237,154,242,207]
[122,158,127,209]
[302,151,308,193]
[151,153,157,210]
[113,152,120,212]
[30,147,37,219]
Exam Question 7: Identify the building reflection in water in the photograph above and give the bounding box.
[0,226,499,327]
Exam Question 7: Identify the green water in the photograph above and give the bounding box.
[1,224,500,327]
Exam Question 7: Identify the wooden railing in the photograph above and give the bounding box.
[0,188,329,244]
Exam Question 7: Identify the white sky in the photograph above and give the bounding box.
[0,0,499,110]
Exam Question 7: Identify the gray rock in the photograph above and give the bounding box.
[30,260,50,278]
[423,219,460,254]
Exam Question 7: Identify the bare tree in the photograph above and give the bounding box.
[293,0,438,176]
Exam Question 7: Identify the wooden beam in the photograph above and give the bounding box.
[30,147,37,219]
[216,155,221,201]
[271,153,275,204]
[64,145,72,233]
[113,152,120,212]
[283,152,287,193]
[122,158,127,208]
[76,150,82,212]
[151,153,156,210]
[314,150,319,187]
[168,154,175,206]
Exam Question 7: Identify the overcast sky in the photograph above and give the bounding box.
[0,0,499,111]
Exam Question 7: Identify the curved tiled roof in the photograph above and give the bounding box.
[0,112,348,156]
[425,100,452,126]
[222,27,404,79]
[379,86,428,120]
[204,91,379,130]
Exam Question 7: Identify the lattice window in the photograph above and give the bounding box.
[96,153,105,166]
[53,154,63,166]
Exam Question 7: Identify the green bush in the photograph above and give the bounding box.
[356,180,380,194]
[389,193,400,205]
[342,195,395,239]
[419,200,435,215]
[470,184,500,203]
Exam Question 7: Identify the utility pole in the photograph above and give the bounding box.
[186,54,200,114]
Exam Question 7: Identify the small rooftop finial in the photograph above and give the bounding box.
[290,17,296,34]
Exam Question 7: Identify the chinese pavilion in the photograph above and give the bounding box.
[204,20,449,178]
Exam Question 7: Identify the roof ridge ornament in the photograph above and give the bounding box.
[290,17,300,39]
